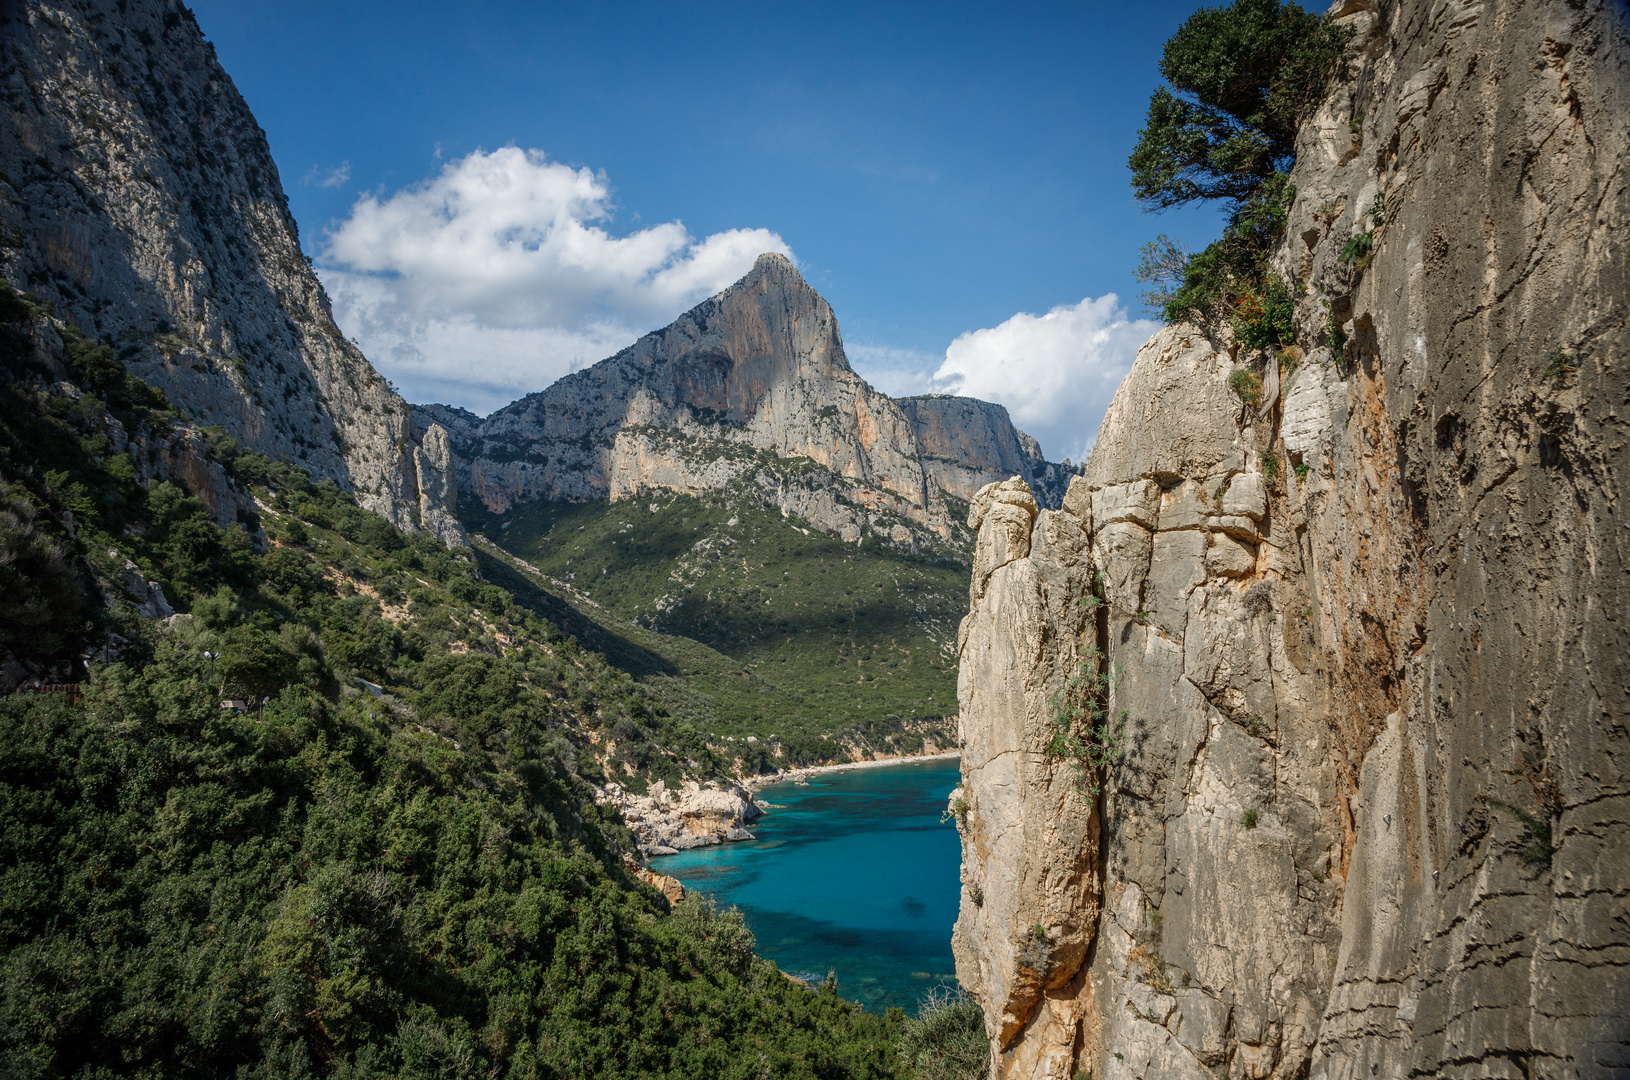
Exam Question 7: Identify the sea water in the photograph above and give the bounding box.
[659,757,963,1013]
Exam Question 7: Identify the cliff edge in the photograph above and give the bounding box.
[0,0,462,543]
[952,1,1629,1077]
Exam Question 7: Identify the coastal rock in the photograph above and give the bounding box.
[953,487,1101,1066]
[596,779,765,854]
[0,0,462,544]
[953,1,1630,1076]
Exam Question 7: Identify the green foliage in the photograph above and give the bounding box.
[1320,298,1347,355]
[1294,461,1311,480]
[0,485,93,657]
[1540,350,1580,378]
[896,988,987,1080]
[0,675,902,1078]
[1228,368,1264,409]
[480,494,966,768]
[1337,229,1373,266]
[1133,234,1190,316]
[1242,807,1259,829]
[1260,453,1280,483]
[1044,651,1127,797]
[0,299,905,1073]
[1130,0,1350,327]
[1487,798,1554,865]
[1129,0,1351,212]
[1232,274,1299,354]
[1153,173,1297,325]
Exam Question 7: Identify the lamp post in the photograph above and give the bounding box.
[205,650,219,684]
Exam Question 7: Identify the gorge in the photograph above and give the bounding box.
[0,0,1625,1076]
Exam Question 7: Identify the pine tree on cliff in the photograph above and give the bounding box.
[1129,0,1352,326]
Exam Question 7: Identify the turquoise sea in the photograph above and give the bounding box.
[659,757,964,1014]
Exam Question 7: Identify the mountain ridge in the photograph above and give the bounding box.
[412,253,1076,543]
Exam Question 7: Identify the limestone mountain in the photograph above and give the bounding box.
[0,0,462,543]
[415,253,1072,544]
[950,1,1628,1077]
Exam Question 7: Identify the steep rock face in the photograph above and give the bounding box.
[953,1,1629,1077]
[420,255,1070,539]
[0,0,462,544]
[898,394,1076,507]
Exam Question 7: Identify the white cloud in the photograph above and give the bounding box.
[847,297,1157,463]
[304,161,351,189]
[319,147,792,412]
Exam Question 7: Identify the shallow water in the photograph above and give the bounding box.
[659,758,963,1013]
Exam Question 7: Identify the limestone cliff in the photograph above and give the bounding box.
[898,394,1076,508]
[417,255,1071,542]
[0,0,462,544]
[952,1,1628,1077]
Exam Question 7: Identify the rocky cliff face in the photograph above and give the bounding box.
[0,0,462,544]
[952,1,1628,1077]
[898,395,1076,508]
[417,255,1069,542]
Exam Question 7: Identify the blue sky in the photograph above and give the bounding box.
[191,0,1225,460]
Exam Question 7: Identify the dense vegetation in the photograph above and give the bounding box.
[1129,0,1351,336]
[0,286,922,1076]
[473,494,966,771]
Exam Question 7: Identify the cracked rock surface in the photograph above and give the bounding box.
[953,1,1628,1077]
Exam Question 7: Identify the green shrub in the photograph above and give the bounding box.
[1242,807,1259,829]
[1338,229,1374,266]
[1232,274,1298,354]
[896,988,988,1080]
[1229,368,1264,408]
[1045,649,1128,796]
[1541,350,1579,378]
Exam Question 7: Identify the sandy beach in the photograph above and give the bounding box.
[741,750,961,791]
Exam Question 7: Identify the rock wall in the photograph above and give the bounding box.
[419,255,1071,539]
[952,1,1629,1077]
[0,0,463,544]
[898,394,1078,508]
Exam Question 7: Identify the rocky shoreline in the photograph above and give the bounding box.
[597,749,963,861]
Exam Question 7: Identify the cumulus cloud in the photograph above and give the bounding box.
[848,297,1157,463]
[319,147,791,412]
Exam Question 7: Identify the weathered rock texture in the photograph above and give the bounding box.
[417,255,1074,541]
[593,779,764,856]
[898,394,1075,508]
[0,0,462,544]
[953,2,1629,1077]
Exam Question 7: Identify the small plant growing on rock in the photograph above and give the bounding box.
[1260,453,1280,483]
[1338,229,1374,266]
[1046,649,1128,796]
[1242,807,1259,829]
[1229,368,1264,409]
[1294,460,1311,480]
[1540,350,1579,378]
[968,883,984,907]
